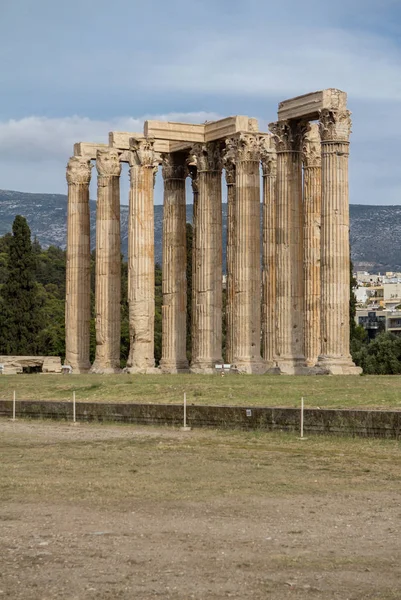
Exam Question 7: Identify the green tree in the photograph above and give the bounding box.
[0,216,45,354]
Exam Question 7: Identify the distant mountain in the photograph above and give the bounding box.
[0,190,400,273]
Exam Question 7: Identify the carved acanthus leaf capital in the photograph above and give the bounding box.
[319,109,352,142]
[268,120,303,153]
[66,156,92,185]
[260,134,277,177]
[302,123,321,168]
[222,142,236,185]
[129,137,155,167]
[96,148,121,177]
[191,142,223,172]
[187,163,199,194]
[225,133,266,163]
[161,153,188,180]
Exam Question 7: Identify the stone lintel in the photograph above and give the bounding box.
[144,120,205,142]
[204,116,259,142]
[109,131,170,155]
[278,89,347,121]
[74,142,109,160]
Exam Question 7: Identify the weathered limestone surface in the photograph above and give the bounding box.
[190,142,223,373]
[226,133,265,374]
[109,131,170,155]
[74,142,109,160]
[65,157,92,373]
[188,162,198,363]
[317,110,362,375]
[269,121,305,374]
[91,149,122,373]
[261,135,277,367]
[126,138,158,373]
[302,124,321,366]
[160,153,189,373]
[278,89,347,121]
[223,151,236,365]
[0,356,62,374]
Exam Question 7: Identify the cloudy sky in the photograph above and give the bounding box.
[1,0,400,205]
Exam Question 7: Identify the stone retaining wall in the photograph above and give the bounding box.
[0,400,400,439]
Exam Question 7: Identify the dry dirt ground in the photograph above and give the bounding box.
[0,419,400,600]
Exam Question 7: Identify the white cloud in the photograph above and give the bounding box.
[0,112,222,163]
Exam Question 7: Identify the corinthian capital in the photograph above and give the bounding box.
[268,120,303,153]
[225,132,266,163]
[96,148,121,177]
[319,109,352,142]
[302,123,321,168]
[66,156,92,185]
[260,134,277,177]
[161,153,188,180]
[191,142,223,172]
[129,137,155,167]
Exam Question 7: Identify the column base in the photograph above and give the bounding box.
[67,361,91,374]
[315,356,362,376]
[90,363,122,374]
[232,359,267,374]
[272,358,309,375]
[159,359,189,374]
[190,360,221,375]
[125,366,161,375]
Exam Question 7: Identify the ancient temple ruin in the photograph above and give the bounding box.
[65,88,361,375]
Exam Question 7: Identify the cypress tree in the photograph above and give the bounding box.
[0,215,45,355]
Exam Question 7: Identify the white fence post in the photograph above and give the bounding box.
[300,397,304,438]
[180,392,191,432]
[73,391,76,424]
[12,390,16,421]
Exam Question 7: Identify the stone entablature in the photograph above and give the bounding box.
[65,89,360,375]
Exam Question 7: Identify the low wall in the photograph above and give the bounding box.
[0,400,400,438]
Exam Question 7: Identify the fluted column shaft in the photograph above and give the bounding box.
[261,137,277,367]
[91,149,121,373]
[224,161,236,364]
[269,121,305,373]
[127,138,156,373]
[189,167,199,363]
[318,110,361,374]
[190,142,223,373]
[302,124,321,367]
[65,157,92,373]
[160,154,188,372]
[226,133,265,373]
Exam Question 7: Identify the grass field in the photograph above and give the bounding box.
[0,373,401,409]
[1,419,400,599]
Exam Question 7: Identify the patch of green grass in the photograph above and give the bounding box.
[0,373,400,409]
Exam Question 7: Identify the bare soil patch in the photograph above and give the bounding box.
[0,419,400,599]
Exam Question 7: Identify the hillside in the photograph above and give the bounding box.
[0,190,400,272]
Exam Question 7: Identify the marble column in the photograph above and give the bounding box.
[160,153,189,373]
[223,152,236,364]
[302,124,322,367]
[126,137,157,373]
[190,142,223,373]
[317,109,361,374]
[188,163,198,363]
[91,149,122,373]
[260,135,277,368]
[269,121,305,374]
[226,133,265,374]
[65,156,92,373]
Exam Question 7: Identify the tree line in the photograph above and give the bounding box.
[0,215,400,374]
